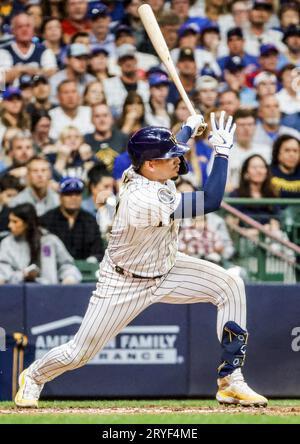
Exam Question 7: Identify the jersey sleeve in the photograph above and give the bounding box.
[127,185,181,228]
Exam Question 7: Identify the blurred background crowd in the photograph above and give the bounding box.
[0,0,299,284]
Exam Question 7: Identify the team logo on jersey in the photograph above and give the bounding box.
[157,187,176,205]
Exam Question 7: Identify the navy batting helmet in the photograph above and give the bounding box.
[127,127,190,174]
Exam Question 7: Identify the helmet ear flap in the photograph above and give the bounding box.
[178,156,189,175]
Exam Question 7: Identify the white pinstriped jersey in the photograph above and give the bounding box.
[107,166,181,277]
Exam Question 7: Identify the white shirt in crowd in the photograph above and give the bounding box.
[49,106,94,140]
[103,76,150,118]
[0,42,57,71]
[171,47,221,78]
[276,89,300,115]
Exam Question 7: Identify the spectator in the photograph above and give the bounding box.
[71,30,90,48]
[121,0,144,50]
[257,44,281,74]
[229,154,279,225]
[49,80,94,140]
[25,2,43,38]
[0,87,30,145]
[42,17,65,70]
[61,0,91,43]
[218,27,258,74]
[40,177,105,261]
[19,73,34,106]
[170,0,191,24]
[9,155,59,216]
[109,24,159,76]
[119,91,146,135]
[31,110,55,154]
[84,103,128,171]
[82,164,116,242]
[0,12,57,84]
[276,64,300,115]
[194,75,218,115]
[89,47,112,81]
[27,75,52,114]
[0,128,19,169]
[223,56,257,107]
[218,1,251,37]
[0,203,82,285]
[0,174,24,234]
[154,10,180,53]
[278,3,300,33]
[271,135,300,198]
[168,48,198,106]
[170,23,221,78]
[49,125,97,181]
[89,3,115,54]
[281,25,300,67]
[243,1,285,56]
[227,109,270,191]
[49,43,96,105]
[199,24,221,58]
[144,73,172,128]
[103,43,150,118]
[83,80,106,107]
[218,89,240,116]
[253,71,277,101]
[253,95,300,154]
[41,0,66,21]
[170,97,191,127]
[2,131,35,183]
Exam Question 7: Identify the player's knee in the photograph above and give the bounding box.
[222,273,245,300]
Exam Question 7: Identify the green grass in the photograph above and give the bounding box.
[0,400,300,424]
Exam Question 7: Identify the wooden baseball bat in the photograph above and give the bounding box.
[138,4,200,119]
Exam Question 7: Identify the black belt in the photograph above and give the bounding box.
[115,265,163,280]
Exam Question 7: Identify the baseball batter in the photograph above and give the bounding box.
[15,111,268,407]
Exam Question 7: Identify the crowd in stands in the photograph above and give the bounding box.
[0,0,299,283]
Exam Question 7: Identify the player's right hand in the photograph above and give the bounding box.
[183,114,207,137]
[208,111,236,158]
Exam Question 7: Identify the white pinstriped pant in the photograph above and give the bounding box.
[29,252,246,384]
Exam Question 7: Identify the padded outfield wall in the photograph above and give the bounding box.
[0,284,300,399]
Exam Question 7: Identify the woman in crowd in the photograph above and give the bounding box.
[229,154,279,225]
[41,0,66,21]
[0,88,30,145]
[0,175,24,235]
[83,81,106,107]
[31,110,56,154]
[271,135,300,198]
[89,48,112,82]
[42,17,66,70]
[25,3,43,38]
[145,72,173,128]
[0,203,82,285]
[118,91,146,136]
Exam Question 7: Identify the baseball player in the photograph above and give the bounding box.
[15,111,268,408]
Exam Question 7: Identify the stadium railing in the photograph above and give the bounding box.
[221,198,300,283]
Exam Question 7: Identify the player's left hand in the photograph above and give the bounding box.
[208,111,236,158]
[183,114,207,137]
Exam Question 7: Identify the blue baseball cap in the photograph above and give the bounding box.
[59,177,84,194]
[178,22,200,38]
[2,87,22,100]
[224,56,245,72]
[89,2,109,20]
[148,73,170,87]
[260,44,279,57]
